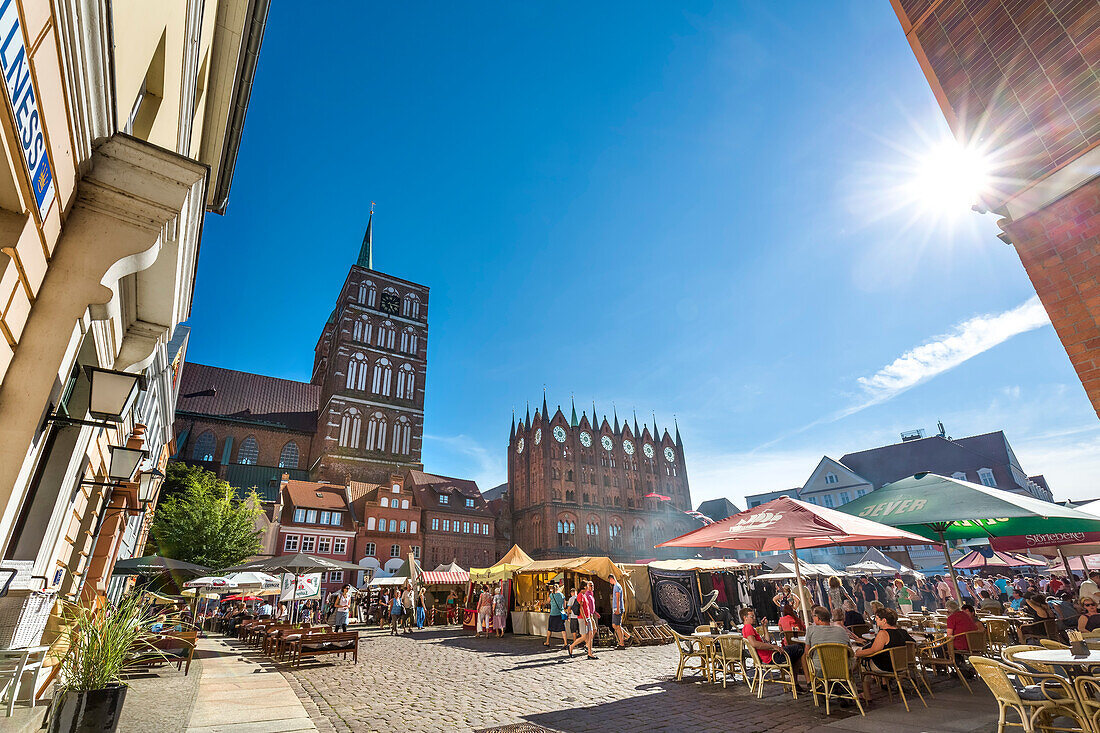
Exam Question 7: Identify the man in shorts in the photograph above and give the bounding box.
[568,580,598,659]
[609,573,631,649]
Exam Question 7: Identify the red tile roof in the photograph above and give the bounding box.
[176,363,319,432]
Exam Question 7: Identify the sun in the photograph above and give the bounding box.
[906,140,991,216]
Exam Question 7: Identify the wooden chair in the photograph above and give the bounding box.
[918,636,972,693]
[807,643,863,716]
[712,635,750,690]
[744,637,798,699]
[670,629,709,682]
[862,645,927,712]
[694,625,713,634]
[782,629,801,645]
[847,623,871,638]
[971,656,1086,733]
[129,631,198,676]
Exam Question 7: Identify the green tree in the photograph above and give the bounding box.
[149,463,262,569]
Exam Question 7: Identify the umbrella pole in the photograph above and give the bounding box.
[937,529,962,605]
[789,538,809,622]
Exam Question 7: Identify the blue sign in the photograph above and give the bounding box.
[0,0,53,219]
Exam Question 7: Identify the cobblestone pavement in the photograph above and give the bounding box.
[280,627,994,733]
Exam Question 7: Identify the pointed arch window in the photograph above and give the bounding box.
[396,364,415,400]
[372,358,392,396]
[377,320,395,350]
[402,293,420,319]
[556,518,576,547]
[388,519,397,532]
[392,416,411,455]
[339,408,362,448]
[237,436,259,465]
[366,412,387,451]
[352,315,372,343]
[192,431,216,461]
[346,352,368,390]
[358,280,376,307]
[279,441,299,468]
[400,327,418,355]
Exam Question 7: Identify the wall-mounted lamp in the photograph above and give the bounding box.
[44,366,147,430]
[82,445,148,488]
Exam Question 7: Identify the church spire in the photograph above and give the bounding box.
[510,410,516,440]
[570,397,578,427]
[633,409,640,437]
[675,417,682,446]
[356,206,375,269]
[613,405,619,433]
[542,390,549,424]
[525,402,530,428]
[653,413,659,439]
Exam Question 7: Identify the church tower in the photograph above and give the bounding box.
[310,214,429,483]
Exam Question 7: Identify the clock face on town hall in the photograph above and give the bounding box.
[579,431,592,447]
[553,426,567,443]
[379,291,400,315]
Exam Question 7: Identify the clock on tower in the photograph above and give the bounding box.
[380,291,400,315]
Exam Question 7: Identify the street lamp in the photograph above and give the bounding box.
[137,467,164,507]
[43,365,147,429]
[106,445,146,483]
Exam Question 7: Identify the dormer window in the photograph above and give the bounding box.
[824,472,838,485]
[465,498,474,508]
[331,511,342,526]
[320,511,331,525]
[293,508,305,523]
[439,494,449,505]
[392,484,400,493]
[978,468,996,488]
[306,509,318,523]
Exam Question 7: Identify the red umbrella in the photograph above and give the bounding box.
[657,496,935,613]
[222,594,262,602]
[954,548,1038,569]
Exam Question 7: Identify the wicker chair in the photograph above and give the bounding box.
[744,637,798,699]
[1072,676,1100,733]
[848,623,871,638]
[906,640,934,699]
[961,629,993,659]
[971,657,1086,733]
[918,636,972,693]
[862,645,927,712]
[807,643,863,716]
[712,635,751,690]
[1039,639,1070,650]
[988,620,1013,653]
[670,629,709,681]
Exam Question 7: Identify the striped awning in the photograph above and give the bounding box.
[420,570,468,585]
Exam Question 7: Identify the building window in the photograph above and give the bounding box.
[319,511,331,525]
[838,491,851,505]
[339,408,362,448]
[403,293,420,319]
[378,320,396,349]
[822,495,835,508]
[392,417,411,455]
[333,538,347,554]
[325,571,341,582]
[439,495,449,505]
[391,544,401,558]
[283,535,299,552]
[192,431,216,461]
[318,537,332,553]
[586,521,599,536]
[237,436,259,465]
[952,471,968,481]
[472,523,480,535]
[608,523,622,545]
[364,542,376,557]
[346,352,368,390]
[442,519,450,531]
[412,546,420,559]
[366,412,387,451]
[380,497,389,508]
[306,510,317,523]
[392,484,400,493]
[824,472,838,484]
[331,511,342,526]
[371,358,392,396]
[856,488,868,497]
[410,521,417,533]
[400,499,409,509]
[367,517,376,530]
[432,518,439,531]
[388,519,397,532]
[279,441,300,468]
[463,521,470,533]
[301,536,316,553]
[397,364,415,399]
[294,508,306,523]
[400,327,419,355]
[465,498,474,508]
[400,520,408,533]
[557,519,575,546]
[353,315,372,343]
[978,468,996,488]
[359,280,376,306]
[482,523,489,535]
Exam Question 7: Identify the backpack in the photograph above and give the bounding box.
[571,597,581,616]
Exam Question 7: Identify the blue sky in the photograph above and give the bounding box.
[188,2,1100,506]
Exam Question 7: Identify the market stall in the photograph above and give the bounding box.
[509,556,627,636]
[646,558,759,633]
[466,545,533,632]
[420,563,469,625]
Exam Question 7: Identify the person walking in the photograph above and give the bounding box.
[330,584,352,633]
[565,586,580,646]
[477,584,493,638]
[416,587,427,630]
[544,580,568,648]
[492,584,508,637]
[568,580,598,659]
[609,573,631,649]
[894,578,915,614]
[827,576,850,613]
[389,590,404,635]
[401,584,415,634]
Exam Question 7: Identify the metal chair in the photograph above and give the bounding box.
[971,656,1086,733]
[670,629,709,681]
[919,635,973,693]
[744,637,798,699]
[862,645,927,712]
[0,646,47,717]
[807,643,863,716]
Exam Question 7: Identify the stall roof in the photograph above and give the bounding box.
[647,559,759,572]
[369,576,407,586]
[516,556,626,582]
[421,570,469,585]
[470,544,534,581]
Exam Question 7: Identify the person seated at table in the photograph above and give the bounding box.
[741,607,804,690]
[832,607,863,642]
[944,600,980,652]
[1018,592,1056,643]
[1078,598,1100,633]
[150,613,168,633]
[1009,589,1025,612]
[275,602,289,620]
[778,603,805,634]
[978,590,1003,614]
[854,608,914,706]
[700,590,734,632]
[804,606,857,680]
[841,600,865,628]
[962,603,986,632]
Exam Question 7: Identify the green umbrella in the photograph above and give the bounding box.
[837,472,1100,603]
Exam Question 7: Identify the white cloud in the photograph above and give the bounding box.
[851,296,1050,414]
[422,433,506,491]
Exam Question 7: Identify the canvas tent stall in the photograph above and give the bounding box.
[420,562,469,624]
[465,545,533,632]
[845,547,924,579]
[645,558,759,634]
[510,556,627,636]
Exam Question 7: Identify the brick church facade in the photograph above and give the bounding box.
[506,398,694,562]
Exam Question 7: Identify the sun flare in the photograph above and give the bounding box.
[907,141,991,216]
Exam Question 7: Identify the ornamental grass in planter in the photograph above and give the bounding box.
[47,596,161,733]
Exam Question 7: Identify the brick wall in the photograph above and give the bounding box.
[174,417,313,470]
[1002,178,1100,419]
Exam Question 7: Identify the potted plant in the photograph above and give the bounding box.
[47,596,160,733]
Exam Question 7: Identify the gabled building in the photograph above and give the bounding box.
[408,470,496,569]
[348,475,422,581]
[695,498,741,522]
[277,478,356,595]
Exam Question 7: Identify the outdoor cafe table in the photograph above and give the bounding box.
[690,632,737,682]
[1014,649,1100,677]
